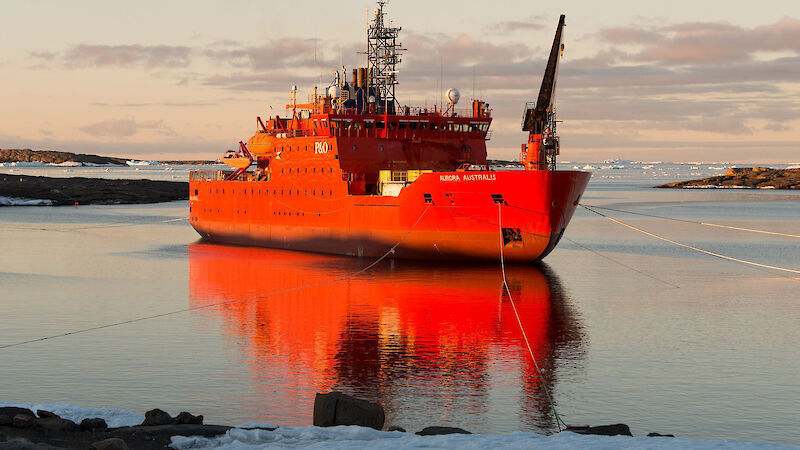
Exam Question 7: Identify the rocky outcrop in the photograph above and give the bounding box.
[0,149,127,165]
[0,174,188,206]
[416,426,472,436]
[313,392,385,430]
[141,409,173,426]
[568,423,633,436]
[657,167,800,189]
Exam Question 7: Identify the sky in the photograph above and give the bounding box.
[1,0,799,163]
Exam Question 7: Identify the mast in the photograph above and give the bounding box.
[521,15,565,170]
[366,1,404,114]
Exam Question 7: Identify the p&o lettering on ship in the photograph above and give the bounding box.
[188,3,590,262]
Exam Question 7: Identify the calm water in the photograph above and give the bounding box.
[0,163,798,444]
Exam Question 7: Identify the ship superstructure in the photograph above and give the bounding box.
[189,4,589,262]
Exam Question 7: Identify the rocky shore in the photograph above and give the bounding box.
[0,149,127,166]
[0,394,667,450]
[0,175,188,206]
[656,167,800,189]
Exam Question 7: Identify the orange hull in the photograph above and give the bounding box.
[189,170,589,263]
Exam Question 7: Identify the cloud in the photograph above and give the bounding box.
[91,101,217,107]
[486,15,546,34]
[64,44,192,68]
[594,17,800,64]
[78,118,175,138]
[29,51,58,61]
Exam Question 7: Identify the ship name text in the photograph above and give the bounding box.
[439,173,497,182]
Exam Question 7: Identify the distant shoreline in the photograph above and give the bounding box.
[656,167,800,190]
[0,149,217,166]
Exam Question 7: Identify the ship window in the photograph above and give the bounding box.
[194,189,198,195]
[305,167,308,173]
[296,189,299,195]
[379,145,384,152]
[313,168,316,173]
[305,190,307,195]
[329,167,333,173]
[281,168,284,173]
[329,190,332,196]
[313,190,316,195]
[281,189,284,195]
[222,189,225,194]
[398,121,407,130]
[353,145,357,151]
[419,122,428,130]
[288,190,291,195]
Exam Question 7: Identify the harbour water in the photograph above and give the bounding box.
[1,162,798,445]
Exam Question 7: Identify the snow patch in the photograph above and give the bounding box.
[0,196,55,206]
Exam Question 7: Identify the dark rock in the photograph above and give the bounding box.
[80,418,108,431]
[0,408,34,419]
[313,392,385,430]
[568,423,632,437]
[36,417,78,432]
[0,432,5,442]
[89,437,129,450]
[174,412,203,425]
[35,411,58,419]
[12,415,35,429]
[140,409,172,426]
[0,416,11,427]
[416,426,472,436]
[648,432,675,437]
[387,426,406,432]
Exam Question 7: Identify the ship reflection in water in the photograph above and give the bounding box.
[188,243,584,433]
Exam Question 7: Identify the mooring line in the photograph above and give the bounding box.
[561,236,680,289]
[0,205,431,350]
[581,204,800,239]
[580,205,800,280]
[497,204,566,432]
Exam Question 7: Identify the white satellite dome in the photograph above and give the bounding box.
[446,88,460,105]
[328,85,341,98]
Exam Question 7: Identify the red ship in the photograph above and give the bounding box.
[189,4,590,263]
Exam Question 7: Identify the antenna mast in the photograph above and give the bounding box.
[366,1,404,114]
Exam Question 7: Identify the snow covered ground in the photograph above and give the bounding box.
[170,426,798,449]
[2,401,796,449]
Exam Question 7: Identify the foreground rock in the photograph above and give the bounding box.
[567,423,633,436]
[313,392,385,430]
[657,167,800,189]
[0,174,188,206]
[416,426,472,436]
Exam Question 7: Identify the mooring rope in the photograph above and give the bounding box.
[581,204,800,239]
[497,203,567,431]
[580,205,800,280]
[561,236,680,289]
[0,204,432,350]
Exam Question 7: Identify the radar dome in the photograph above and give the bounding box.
[446,88,460,105]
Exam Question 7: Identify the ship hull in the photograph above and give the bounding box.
[189,170,589,263]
